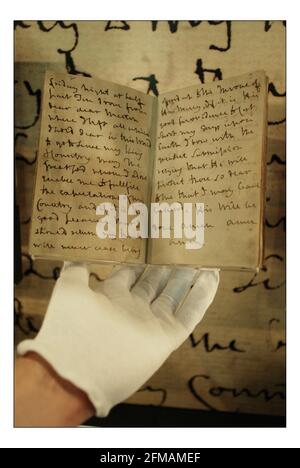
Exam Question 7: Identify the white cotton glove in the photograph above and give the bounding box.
[17,263,219,417]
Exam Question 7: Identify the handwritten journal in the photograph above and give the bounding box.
[30,70,268,269]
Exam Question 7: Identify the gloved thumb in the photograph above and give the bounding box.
[174,269,219,332]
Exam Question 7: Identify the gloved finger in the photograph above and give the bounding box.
[101,265,145,294]
[131,266,172,303]
[151,268,198,316]
[174,269,219,332]
[59,262,90,286]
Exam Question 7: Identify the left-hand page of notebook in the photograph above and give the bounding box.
[29,71,155,264]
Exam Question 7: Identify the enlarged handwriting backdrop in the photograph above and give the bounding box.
[14,20,285,416]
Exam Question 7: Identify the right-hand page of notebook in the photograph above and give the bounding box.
[149,71,268,269]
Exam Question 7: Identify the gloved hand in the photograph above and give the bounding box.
[17,263,219,417]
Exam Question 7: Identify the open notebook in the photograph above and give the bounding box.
[29,70,268,270]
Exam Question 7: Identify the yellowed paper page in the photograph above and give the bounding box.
[30,71,155,263]
[149,71,268,268]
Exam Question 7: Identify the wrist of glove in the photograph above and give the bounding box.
[17,263,219,417]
